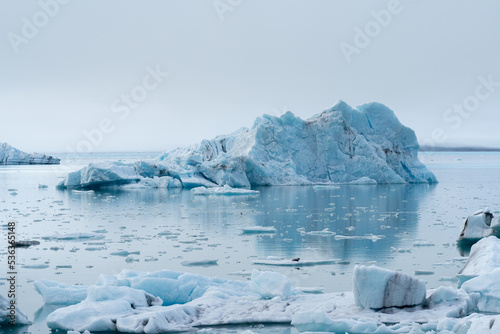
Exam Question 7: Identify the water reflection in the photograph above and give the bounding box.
[62,183,436,263]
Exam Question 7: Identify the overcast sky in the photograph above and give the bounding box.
[1,0,499,154]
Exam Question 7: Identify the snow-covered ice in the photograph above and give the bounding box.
[250,270,291,299]
[57,101,437,189]
[0,142,60,165]
[457,236,500,286]
[33,280,88,305]
[36,268,480,333]
[353,265,427,309]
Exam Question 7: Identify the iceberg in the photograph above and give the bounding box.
[458,208,499,243]
[0,142,60,165]
[38,268,478,333]
[458,236,500,286]
[0,294,30,326]
[57,101,437,189]
[353,265,426,309]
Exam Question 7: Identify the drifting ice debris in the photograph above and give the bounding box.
[57,101,437,189]
[14,240,40,247]
[241,226,277,234]
[253,256,337,267]
[181,259,219,267]
[191,185,260,195]
[353,265,426,309]
[0,142,60,165]
[458,208,500,243]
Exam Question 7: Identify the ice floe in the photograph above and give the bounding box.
[252,256,338,267]
[191,185,260,196]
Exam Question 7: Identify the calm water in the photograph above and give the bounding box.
[1,152,500,333]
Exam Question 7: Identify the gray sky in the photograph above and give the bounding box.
[1,0,499,153]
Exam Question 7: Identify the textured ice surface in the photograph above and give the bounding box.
[458,236,500,285]
[57,101,436,189]
[353,265,427,309]
[0,294,31,325]
[191,185,260,195]
[41,269,478,333]
[250,269,291,299]
[458,208,497,242]
[33,280,88,305]
[0,142,60,165]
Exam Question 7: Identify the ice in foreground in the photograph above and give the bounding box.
[0,294,30,326]
[57,101,437,189]
[0,142,60,165]
[37,267,480,333]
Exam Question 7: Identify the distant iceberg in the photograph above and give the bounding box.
[57,101,437,189]
[0,142,60,165]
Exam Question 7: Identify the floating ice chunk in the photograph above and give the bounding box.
[250,270,291,299]
[42,233,103,240]
[299,228,336,236]
[458,236,500,286]
[458,208,497,242]
[38,184,48,188]
[346,177,377,185]
[334,234,385,242]
[241,226,277,234]
[295,287,324,294]
[253,257,337,267]
[313,185,341,190]
[46,285,162,332]
[34,280,88,305]
[0,142,60,165]
[181,259,218,267]
[0,294,30,325]
[413,240,435,247]
[353,265,426,309]
[110,251,140,257]
[22,264,49,269]
[191,185,260,196]
[14,240,40,247]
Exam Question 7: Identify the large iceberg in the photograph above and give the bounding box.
[0,142,60,165]
[57,101,437,189]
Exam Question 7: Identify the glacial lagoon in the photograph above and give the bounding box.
[1,152,500,333]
